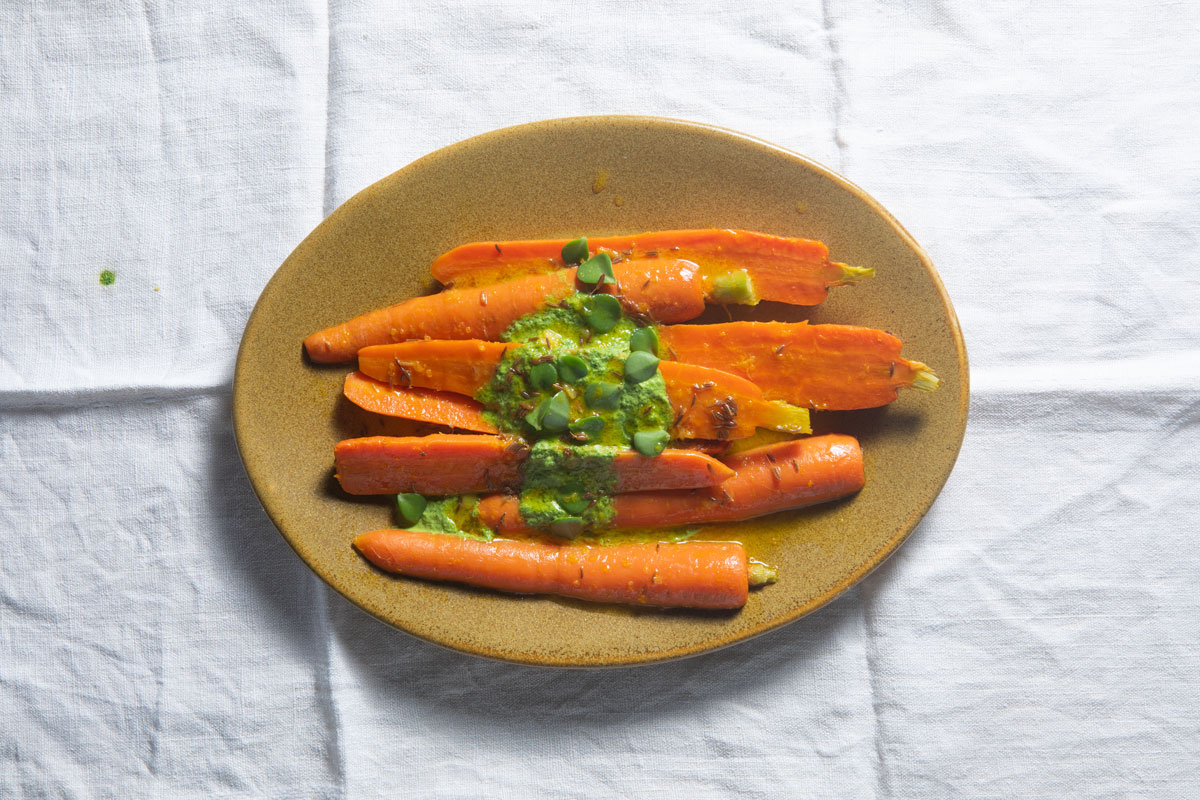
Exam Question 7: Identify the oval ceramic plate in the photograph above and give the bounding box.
[233,116,968,667]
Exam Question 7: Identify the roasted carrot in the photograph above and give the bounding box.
[343,372,498,433]
[659,321,940,410]
[477,434,864,532]
[354,341,809,439]
[353,531,755,608]
[357,340,516,395]
[334,435,735,495]
[304,259,706,363]
[430,228,873,305]
[658,361,811,440]
[335,434,525,495]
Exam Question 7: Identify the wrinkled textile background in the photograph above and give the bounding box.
[2,2,1198,797]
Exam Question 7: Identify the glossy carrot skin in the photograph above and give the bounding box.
[304,270,576,364]
[343,372,498,433]
[658,361,810,440]
[304,259,706,363]
[335,435,734,495]
[335,434,525,495]
[478,434,863,532]
[354,530,751,609]
[357,340,516,395]
[353,342,807,439]
[430,228,864,306]
[659,322,937,410]
[613,434,864,527]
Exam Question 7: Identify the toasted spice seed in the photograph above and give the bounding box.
[776,344,787,356]
[494,244,503,254]
[890,361,897,377]
[770,465,783,481]
[667,346,678,360]
[670,246,680,251]
[720,489,734,504]
[642,277,652,290]
[480,292,488,306]
[791,459,800,472]
[767,453,777,463]
[391,360,413,387]
[645,250,658,257]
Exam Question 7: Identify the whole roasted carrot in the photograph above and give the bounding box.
[343,372,498,433]
[355,343,810,439]
[353,531,758,609]
[334,435,734,495]
[477,434,864,532]
[431,228,873,305]
[659,321,940,410]
[303,259,706,364]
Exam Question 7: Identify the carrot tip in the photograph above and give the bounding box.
[908,362,941,392]
[834,263,875,285]
[748,561,778,587]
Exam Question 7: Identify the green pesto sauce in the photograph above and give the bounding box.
[476,293,674,535]
[99,269,116,286]
[408,495,493,541]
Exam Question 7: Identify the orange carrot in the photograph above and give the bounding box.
[334,435,735,495]
[335,434,525,495]
[303,259,707,363]
[353,531,753,608]
[430,228,873,305]
[353,342,809,439]
[478,434,863,532]
[658,361,811,440]
[357,340,516,395]
[343,372,498,433]
[659,321,940,410]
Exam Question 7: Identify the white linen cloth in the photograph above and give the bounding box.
[3,1,1198,796]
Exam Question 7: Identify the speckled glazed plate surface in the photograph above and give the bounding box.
[233,116,968,667]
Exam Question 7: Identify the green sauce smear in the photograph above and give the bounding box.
[405,291,675,539]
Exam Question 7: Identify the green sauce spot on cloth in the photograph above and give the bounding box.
[99,270,116,286]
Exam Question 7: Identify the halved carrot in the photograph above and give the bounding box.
[335,434,525,495]
[659,361,810,440]
[357,340,516,395]
[353,531,754,608]
[304,259,706,363]
[354,342,809,439]
[477,434,864,532]
[343,372,497,433]
[431,229,873,306]
[658,321,940,410]
[334,435,735,495]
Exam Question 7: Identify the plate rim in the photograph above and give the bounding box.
[233,114,970,667]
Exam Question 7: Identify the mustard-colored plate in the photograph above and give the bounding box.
[233,116,968,667]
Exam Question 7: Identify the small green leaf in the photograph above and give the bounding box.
[568,415,605,441]
[584,381,621,410]
[582,293,622,332]
[577,252,615,286]
[632,430,670,457]
[528,361,558,390]
[624,350,660,384]
[576,256,603,284]
[395,493,427,526]
[539,391,571,433]
[556,354,589,384]
[561,236,589,265]
[629,326,658,354]
[524,405,544,430]
[558,494,591,515]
